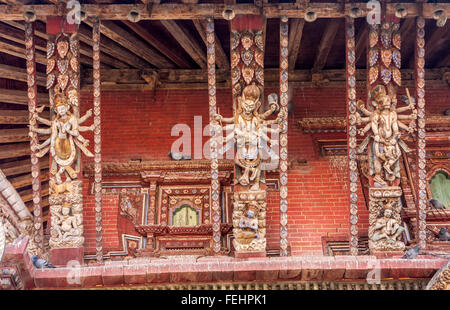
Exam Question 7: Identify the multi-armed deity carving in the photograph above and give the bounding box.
[30,89,92,249]
[28,32,92,250]
[213,83,284,254]
[356,84,417,252]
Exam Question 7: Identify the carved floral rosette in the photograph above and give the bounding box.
[232,191,266,253]
[415,16,427,249]
[346,17,359,256]
[206,17,221,254]
[368,187,405,252]
[48,180,84,249]
[279,18,289,256]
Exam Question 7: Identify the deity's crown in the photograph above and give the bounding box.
[371,85,387,103]
[53,87,69,108]
[242,83,260,102]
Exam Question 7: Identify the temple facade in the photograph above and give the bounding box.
[0,1,449,290]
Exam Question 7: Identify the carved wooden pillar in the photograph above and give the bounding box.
[361,9,413,257]
[228,15,272,258]
[415,13,427,249]
[92,18,103,263]
[345,16,358,256]
[206,17,222,255]
[37,17,92,265]
[25,22,43,253]
[279,16,289,257]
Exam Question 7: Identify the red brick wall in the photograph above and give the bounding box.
[79,85,449,256]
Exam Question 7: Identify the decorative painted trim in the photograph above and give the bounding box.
[279,17,289,256]
[92,18,103,263]
[415,13,427,249]
[25,22,43,251]
[206,17,221,254]
[346,16,358,256]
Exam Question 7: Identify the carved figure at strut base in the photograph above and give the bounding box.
[49,180,84,249]
[232,191,267,253]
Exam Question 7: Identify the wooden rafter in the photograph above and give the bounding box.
[78,24,150,70]
[0,3,448,20]
[85,20,175,68]
[122,21,192,69]
[0,88,49,106]
[81,68,449,89]
[414,22,450,68]
[312,19,341,73]
[192,19,229,70]
[288,18,305,70]
[1,20,129,69]
[160,20,206,69]
[0,63,46,86]
[400,18,417,69]
[354,24,368,64]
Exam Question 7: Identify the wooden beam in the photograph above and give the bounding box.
[77,23,151,70]
[355,24,368,64]
[0,142,32,160]
[0,64,46,86]
[86,20,175,68]
[288,18,305,70]
[160,20,206,69]
[312,19,341,73]
[0,3,448,20]
[1,20,129,69]
[9,170,49,190]
[19,182,49,204]
[416,22,450,68]
[192,19,229,70]
[0,22,46,53]
[0,109,29,124]
[0,88,49,106]
[0,157,49,177]
[81,68,449,90]
[0,128,43,143]
[0,38,46,65]
[122,21,192,68]
[400,18,418,69]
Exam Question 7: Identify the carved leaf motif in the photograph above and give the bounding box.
[255,49,264,67]
[47,42,55,59]
[242,66,254,84]
[57,74,69,90]
[231,51,240,68]
[241,34,253,50]
[231,66,241,85]
[381,49,392,67]
[255,31,264,50]
[47,58,56,75]
[241,49,253,66]
[381,68,392,85]
[393,33,401,50]
[369,67,378,85]
[369,30,378,48]
[57,59,68,74]
[70,57,78,72]
[47,73,55,89]
[57,40,69,58]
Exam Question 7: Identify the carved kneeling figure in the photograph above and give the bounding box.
[371,208,404,243]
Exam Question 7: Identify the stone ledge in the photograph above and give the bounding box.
[28,256,448,289]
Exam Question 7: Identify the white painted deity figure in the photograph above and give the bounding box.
[357,84,417,185]
[214,83,285,191]
[30,89,94,185]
